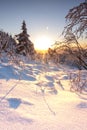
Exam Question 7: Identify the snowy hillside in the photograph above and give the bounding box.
[0,60,87,130]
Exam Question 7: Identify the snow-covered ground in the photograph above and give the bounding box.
[0,59,87,130]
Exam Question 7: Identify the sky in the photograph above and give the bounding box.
[0,0,85,49]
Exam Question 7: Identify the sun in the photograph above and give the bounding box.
[34,35,53,50]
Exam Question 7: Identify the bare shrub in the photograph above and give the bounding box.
[69,70,87,94]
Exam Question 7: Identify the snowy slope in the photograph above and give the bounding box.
[0,60,87,130]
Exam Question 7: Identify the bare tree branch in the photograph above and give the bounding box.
[64,2,87,38]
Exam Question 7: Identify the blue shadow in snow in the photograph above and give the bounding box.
[7,98,21,109]
[0,64,36,81]
[77,102,87,109]
[7,98,34,109]
[45,75,54,82]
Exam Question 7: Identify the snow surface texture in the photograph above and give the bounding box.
[0,60,87,130]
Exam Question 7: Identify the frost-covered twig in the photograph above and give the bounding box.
[70,70,87,94]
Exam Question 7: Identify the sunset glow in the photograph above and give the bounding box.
[34,35,53,50]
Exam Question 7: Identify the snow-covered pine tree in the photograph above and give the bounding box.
[15,20,35,59]
[0,31,16,53]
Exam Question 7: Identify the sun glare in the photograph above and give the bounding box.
[34,35,53,50]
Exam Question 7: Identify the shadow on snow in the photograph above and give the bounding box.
[7,98,34,109]
[0,64,36,81]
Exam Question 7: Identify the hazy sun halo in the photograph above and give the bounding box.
[34,35,53,50]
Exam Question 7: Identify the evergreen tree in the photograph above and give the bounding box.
[15,20,35,58]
